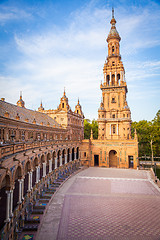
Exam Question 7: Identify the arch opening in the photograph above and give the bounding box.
[109,150,117,168]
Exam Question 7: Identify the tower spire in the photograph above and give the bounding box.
[112,7,114,19]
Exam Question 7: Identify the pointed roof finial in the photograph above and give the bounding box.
[78,98,79,105]
[112,7,114,19]
[90,128,93,140]
[40,99,43,107]
[20,91,22,99]
[64,87,66,96]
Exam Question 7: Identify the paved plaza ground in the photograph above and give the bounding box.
[37,168,160,240]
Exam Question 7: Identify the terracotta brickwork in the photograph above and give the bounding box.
[38,90,84,141]
[0,92,81,238]
[80,10,138,169]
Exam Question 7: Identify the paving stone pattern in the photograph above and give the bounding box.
[56,168,160,240]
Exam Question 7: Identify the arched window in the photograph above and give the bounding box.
[111,97,116,103]
[112,46,115,54]
[113,114,115,118]
[117,74,120,85]
[113,125,116,134]
[62,103,64,108]
[107,75,110,85]
[112,74,115,85]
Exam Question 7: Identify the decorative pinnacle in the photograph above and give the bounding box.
[64,87,66,96]
[20,91,22,99]
[112,7,114,18]
[78,98,79,105]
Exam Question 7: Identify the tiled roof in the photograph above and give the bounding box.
[0,100,60,128]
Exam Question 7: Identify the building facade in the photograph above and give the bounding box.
[80,10,138,169]
[37,90,84,141]
[0,93,82,239]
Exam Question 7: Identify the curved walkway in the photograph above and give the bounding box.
[37,168,160,240]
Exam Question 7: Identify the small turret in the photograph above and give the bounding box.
[17,91,25,108]
[75,98,84,117]
[58,89,70,111]
[38,100,44,111]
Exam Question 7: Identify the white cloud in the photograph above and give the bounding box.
[0,6,31,24]
[0,1,160,121]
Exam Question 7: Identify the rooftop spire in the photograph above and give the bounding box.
[112,7,114,19]
[107,8,121,42]
[64,87,66,96]
[17,91,25,108]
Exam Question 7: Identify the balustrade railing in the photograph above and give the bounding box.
[0,139,80,159]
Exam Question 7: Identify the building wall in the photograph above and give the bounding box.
[80,139,138,169]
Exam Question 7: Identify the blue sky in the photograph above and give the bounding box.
[0,0,160,121]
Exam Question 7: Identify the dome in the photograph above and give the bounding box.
[107,26,121,42]
[107,10,121,42]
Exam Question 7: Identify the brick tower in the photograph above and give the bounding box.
[80,9,138,169]
[98,8,131,141]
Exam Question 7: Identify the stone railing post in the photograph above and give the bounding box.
[65,154,67,164]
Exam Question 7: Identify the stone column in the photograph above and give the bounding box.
[60,155,62,166]
[55,157,57,169]
[28,172,31,192]
[18,179,22,204]
[110,72,112,85]
[74,151,76,160]
[10,189,13,217]
[21,178,24,201]
[38,166,40,182]
[69,153,72,162]
[49,159,52,173]
[30,171,33,190]
[65,154,67,164]
[36,166,39,183]
[104,73,106,84]
[117,124,119,135]
[5,190,10,222]
[115,72,117,84]
[42,163,46,177]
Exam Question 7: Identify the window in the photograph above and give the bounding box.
[113,114,115,118]
[107,75,110,85]
[77,110,79,114]
[62,103,64,108]
[112,62,115,66]
[112,46,115,54]
[123,114,125,118]
[111,97,116,103]
[84,152,86,157]
[113,125,116,134]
